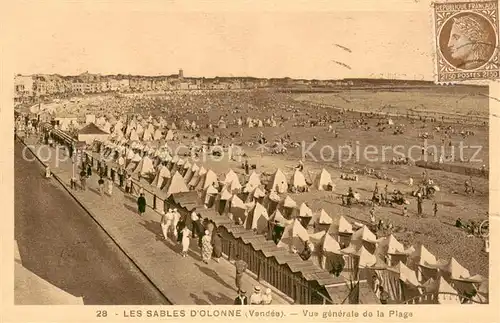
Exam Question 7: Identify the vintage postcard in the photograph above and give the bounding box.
[1,0,498,322]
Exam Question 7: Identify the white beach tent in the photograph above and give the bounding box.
[290,169,308,190]
[243,202,269,233]
[266,168,288,194]
[314,168,334,191]
[151,165,171,189]
[133,155,155,176]
[163,171,189,196]
[277,219,310,253]
[243,171,261,193]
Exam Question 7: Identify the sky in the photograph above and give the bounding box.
[3,0,437,80]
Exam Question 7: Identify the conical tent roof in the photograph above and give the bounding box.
[298,203,313,218]
[269,209,287,226]
[282,196,297,208]
[230,194,246,210]
[219,188,233,200]
[410,245,437,268]
[244,171,261,193]
[355,245,377,267]
[290,169,308,188]
[277,219,310,251]
[129,129,139,141]
[223,169,238,184]
[171,122,177,130]
[205,185,219,195]
[435,277,461,304]
[133,156,155,175]
[227,178,242,192]
[203,169,218,189]
[375,234,405,255]
[163,171,189,196]
[165,129,174,141]
[266,168,288,193]
[314,168,334,190]
[244,202,269,233]
[440,257,470,280]
[308,230,326,245]
[153,128,163,141]
[317,209,333,224]
[152,165,171,189]
[389,261,420,287]
[322,234,341,254]
[351,226,377,243]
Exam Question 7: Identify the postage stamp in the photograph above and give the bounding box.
[433,0,500,83]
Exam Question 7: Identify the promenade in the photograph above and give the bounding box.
[20,137,290,305]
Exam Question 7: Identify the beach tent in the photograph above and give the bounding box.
[129,129,139,141]
[321,233,343,272]
[189,166,206,188]
[229,194,247,224]
[198,169,218,190]
[408,244,438,282]
[423,277,461,304]
[170,122,177,130]
[226,178,242,194]
[264,191,281,215]
[437,257,471,281]
[314,168,334,191]
[203,185,219,207]
[375,234,405,258]
[133,155,155,177]
[281,196,297,219]
[184,163,200,183]
[385,261,422,302]
[216,188,233,214]
[312,209,333,232]
[296,203,313,227]
[277,219,310,253]
[290,169,308,190]
[165,129,174,141]
[224,169,239,185]
[266,168,288,193]
[151,165,171,189]
[125,153,143,172]
[163,171,189,196]
[243,202,269,233]
[153,128,163,141]
[244,171,261,193]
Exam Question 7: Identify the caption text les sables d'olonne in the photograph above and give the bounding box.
[96,309,414,319]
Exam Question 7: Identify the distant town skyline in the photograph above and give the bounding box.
[6,0,436,81]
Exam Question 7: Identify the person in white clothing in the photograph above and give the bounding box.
[180,226,191,257]
[164,208,174,239]
[160,210,168,240]
[261,288,272,305]
[249,286,263,305]
[171,208,180,240]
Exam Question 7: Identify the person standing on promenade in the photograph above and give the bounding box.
[98,177,105,196]
[86,163,92,178]
[261,288,273,305]
[234,254,248,292]
[201,230,213,264]
[118,167,124,188]
[137,193,146,216]
[80,169,87,191]
[234,290,248,305]
[180,225,191,257]
[249,286,263,305]
[107,176,113,196]
[125,174,132,194]
[172,208,181,241]
[211,230,222,263]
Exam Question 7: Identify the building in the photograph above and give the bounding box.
[14,75,34,100]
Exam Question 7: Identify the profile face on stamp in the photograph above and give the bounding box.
[439,12,497,70]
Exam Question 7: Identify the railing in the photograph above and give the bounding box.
[402,291,487,304]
